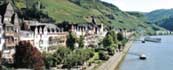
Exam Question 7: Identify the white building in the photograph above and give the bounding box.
[70,23,107,47]
[19,31,35,45]
[0,16,5,51]
[1,2,20,64]
[22,21,68,52]
[71,24,104,37]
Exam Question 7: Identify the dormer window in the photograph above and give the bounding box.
[52,28,55,33]
[48,28,50,33]
[56,29,59,32]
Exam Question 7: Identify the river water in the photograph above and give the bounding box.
[118,35,173,70]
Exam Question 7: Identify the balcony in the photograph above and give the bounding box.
[5,39,16,48]
[5,32,16,36]
[5,43,16,48]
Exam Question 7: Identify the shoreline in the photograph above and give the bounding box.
[114,38,134,70]
[96,37,134,70]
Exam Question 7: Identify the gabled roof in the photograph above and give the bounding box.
[6,2,13,11]
[4,2,14,17]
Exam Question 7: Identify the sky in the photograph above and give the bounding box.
[101,0,173,12]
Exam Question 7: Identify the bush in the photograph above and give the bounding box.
[66,32,78,50]
[117,32,124,41]
[63,53,81,68]
[98,51,109,60]
[53,47,71,64]
[44,54,57,69]
[62,49,94,69]
[95,48,107,52]
[107,47,115,56]
[121,38,128,46]
[102,34,114,47]
[75,49,94,61]
[112,44,118,49]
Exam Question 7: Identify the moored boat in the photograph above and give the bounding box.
[144,37,161,43]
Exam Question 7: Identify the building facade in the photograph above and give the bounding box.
[22,21,68,52]
[1,2,19,64]
[0,2,108,64]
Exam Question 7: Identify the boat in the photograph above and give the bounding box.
[142,40,145,43]
[139,54,147,60]
[144,37,161,43]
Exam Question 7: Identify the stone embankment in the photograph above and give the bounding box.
[96,37,134,70]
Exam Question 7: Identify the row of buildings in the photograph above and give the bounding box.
[0,2,106,64]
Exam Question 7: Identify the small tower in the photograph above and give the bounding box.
[4,2,14,23]
[1,2,20,64]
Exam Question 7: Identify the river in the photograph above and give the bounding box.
[117,35,173,70]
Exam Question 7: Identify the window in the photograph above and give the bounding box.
[40,40,43,44]
[49,37,53,44]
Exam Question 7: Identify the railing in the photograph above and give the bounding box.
[5,42,16,48]
[5,32,16,36]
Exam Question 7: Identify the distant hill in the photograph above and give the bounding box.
[0,0,164,34]
[156,16,173,31]
[145,9,173,31]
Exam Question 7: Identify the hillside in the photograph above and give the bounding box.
[7,0,163,33]
[157,16,173,31]
[145,9,173,22]
[145,9,173,31]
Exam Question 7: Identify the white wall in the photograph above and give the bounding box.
[0,25,5,51]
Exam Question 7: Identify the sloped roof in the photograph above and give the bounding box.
[6,2,13,10]
[4,2,14,17]
[45,24,58,29]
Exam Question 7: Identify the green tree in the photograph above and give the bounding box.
[117,32,124,41]
[66,32,78,50]
[63,53,80,69]
[63,49,94,69]
[102,34,114,47]
[107,47,115,56]
[25,0,39,9]
[75,49,94,61]
[107,30,118,44]
[98,51,109,60]
[53,47,71,64]
[43,54,55,69]
[78,35,84,48]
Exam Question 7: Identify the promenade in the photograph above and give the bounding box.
[96,38,134,70]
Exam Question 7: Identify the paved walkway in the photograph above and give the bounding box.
[96,39,134,70]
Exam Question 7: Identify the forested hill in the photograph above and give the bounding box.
[145,9,173,31]
[0,0,164,33]
[155,16,173,31]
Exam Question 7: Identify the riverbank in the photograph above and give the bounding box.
[116,35,173,70]
[96,37,134,70]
